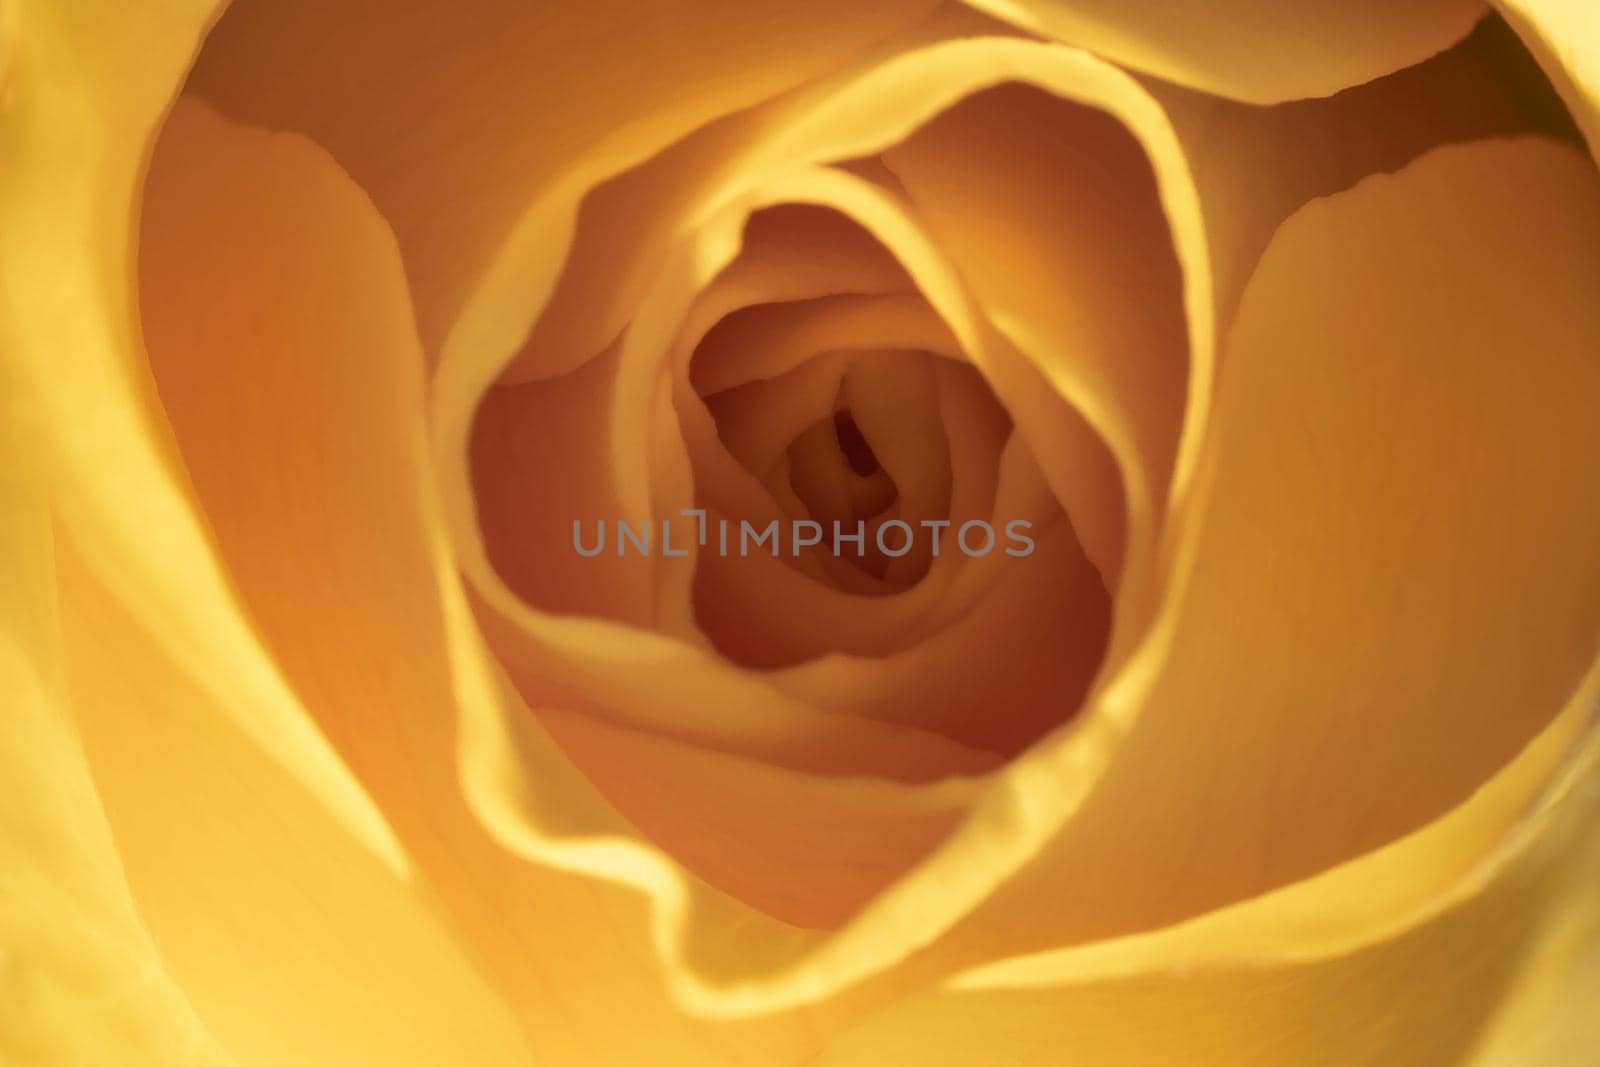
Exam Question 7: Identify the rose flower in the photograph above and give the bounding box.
[3,0,1598,1064]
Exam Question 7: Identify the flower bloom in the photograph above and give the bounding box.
[3,1,1599,1064]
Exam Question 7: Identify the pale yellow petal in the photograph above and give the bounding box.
[1,0,404,889]
[808,682,1600,1065]
[59,543,536,1067]
[131,95,553,1065]
[956,0,1485,103]
[0,421,229,1067]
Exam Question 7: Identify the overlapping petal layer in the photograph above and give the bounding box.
[4,0,1598,1062]
[1148,13,1587,344]
[186,0,943,356]
[134,97,1006,1041]
[432,41,1196,1012]
[955,0,1485,103]
[436,40,1213,782]
[810,677,1600,1066]
[0,426,230,1067]
[925,136,1600,966]
[2,4,532,1062]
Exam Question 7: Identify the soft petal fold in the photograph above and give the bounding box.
[930,136,1600,960]
[809,681,1600,1066]
[536,707,981,929]
[0,0,401,882]
[58,542,537,1066]
[438,41,1211,1014]
[1147,14,1587,345]
[0,425,229,1067]
[187,0,943,355]
[880,80,1188,535]
[956,0,1485,103]
[129,95,555,1065]
[138,98,829,1062]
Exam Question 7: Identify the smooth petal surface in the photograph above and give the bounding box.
[536,707,980,930]
[187,0,943,355]
[58,544,537,1067]
[772,522,1110,754]
[1147,14,1587,346]
[0,423,228,1067]
[114,97,547,1066]
[956,0,1485,103]
[0,0,404,893]
[881,81,1188,535]
[810,681,1600,1066]
[933,136,1600,961]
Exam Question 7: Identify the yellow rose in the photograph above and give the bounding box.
[4,0,1599,1064]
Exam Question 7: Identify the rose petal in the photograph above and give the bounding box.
[0,0,405,891]
[437,43,1212,1010]
[691,203,918,351]
[142,94,1011,980]
[807,681,1600,1066]
[506,195,918,387]
[929,136,1600,960]
[456,155,1118,775]
[1148,13,1587,345]
[485,5,1015,388]
[471,340,663,628]
[58,544,538,1066]
[684,359,1022,669]
[0,433,230,1066]
[134,95,594,1064]
[773,522,1111,754]
[186,0,944,356]
[536,707,982,929]
[133,97,885,1057]
[880,80,1189,548]
[691,294,957,398]
[1491,0,1600,159]
[4,18,536,1045]
[517,134,1600,1022]
[434,38,1216,640]
[955,0,1485,104]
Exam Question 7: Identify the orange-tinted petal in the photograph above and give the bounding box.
[1147,14,1586,343]
[936,137,1600,960]
[187,0,943,355]
[809,685,1600,1066]
[956,0,1485,103]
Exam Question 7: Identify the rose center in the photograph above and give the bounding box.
[833,410,879,477]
